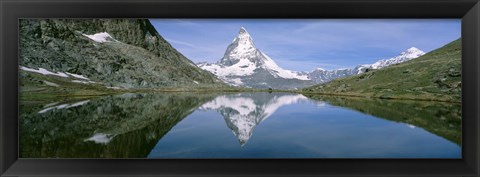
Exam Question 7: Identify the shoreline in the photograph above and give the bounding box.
[299,91,461,103]
[20,88,461,104]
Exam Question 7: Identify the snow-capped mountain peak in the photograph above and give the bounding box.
[233,27,254,47]
[401,47,425,58]
[198,27,311,88]
[370,47,425,69]
[220,27,257,66]
[405,47,422,53]
[235,27,252,42]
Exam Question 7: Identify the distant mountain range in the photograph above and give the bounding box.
[303,38,461,102]
[308,47,425,83]
[198,27,425,89]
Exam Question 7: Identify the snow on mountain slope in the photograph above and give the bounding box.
[350,47,425,75]
[20,66,91,80]
[199,57,257,77]
[82,32,118,43]
[369,47,425,70]
[259,52,309,80]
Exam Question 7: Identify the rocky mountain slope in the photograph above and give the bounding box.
[303,39,461,102]
[20,19,225,90]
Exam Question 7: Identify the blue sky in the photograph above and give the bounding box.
[150,19,461,71]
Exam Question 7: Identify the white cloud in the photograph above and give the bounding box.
[165,38,197,48]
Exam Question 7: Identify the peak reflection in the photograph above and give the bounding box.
[200,92,308,146]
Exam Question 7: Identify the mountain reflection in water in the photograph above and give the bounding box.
[199,93,308,146]
[20,92,461,158]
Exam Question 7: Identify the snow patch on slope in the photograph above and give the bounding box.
[259,52,309,80]
[200,57,257,77]
[21,66,92,81]
[66,72,90,80]
[82,32,117,43]
[20,66,69,78]
[72,80,96,84]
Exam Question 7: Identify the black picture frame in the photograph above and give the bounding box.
[1,0,479,176]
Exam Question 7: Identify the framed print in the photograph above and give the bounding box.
[1,0,479,176]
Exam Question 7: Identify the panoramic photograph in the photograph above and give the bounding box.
[19,19,461,158]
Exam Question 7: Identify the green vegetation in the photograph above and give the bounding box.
[306,95,461,145]
[302,39,461,102]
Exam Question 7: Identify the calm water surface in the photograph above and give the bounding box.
[20,92,461,158]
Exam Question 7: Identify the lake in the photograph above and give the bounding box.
[19,92,461,158]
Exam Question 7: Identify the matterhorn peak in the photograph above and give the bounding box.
[198,27,315,89]
[232,27,255,47]
[219,27,259,66]
[239,26,248,33]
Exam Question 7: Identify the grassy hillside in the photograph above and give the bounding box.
[302,39,461,102]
